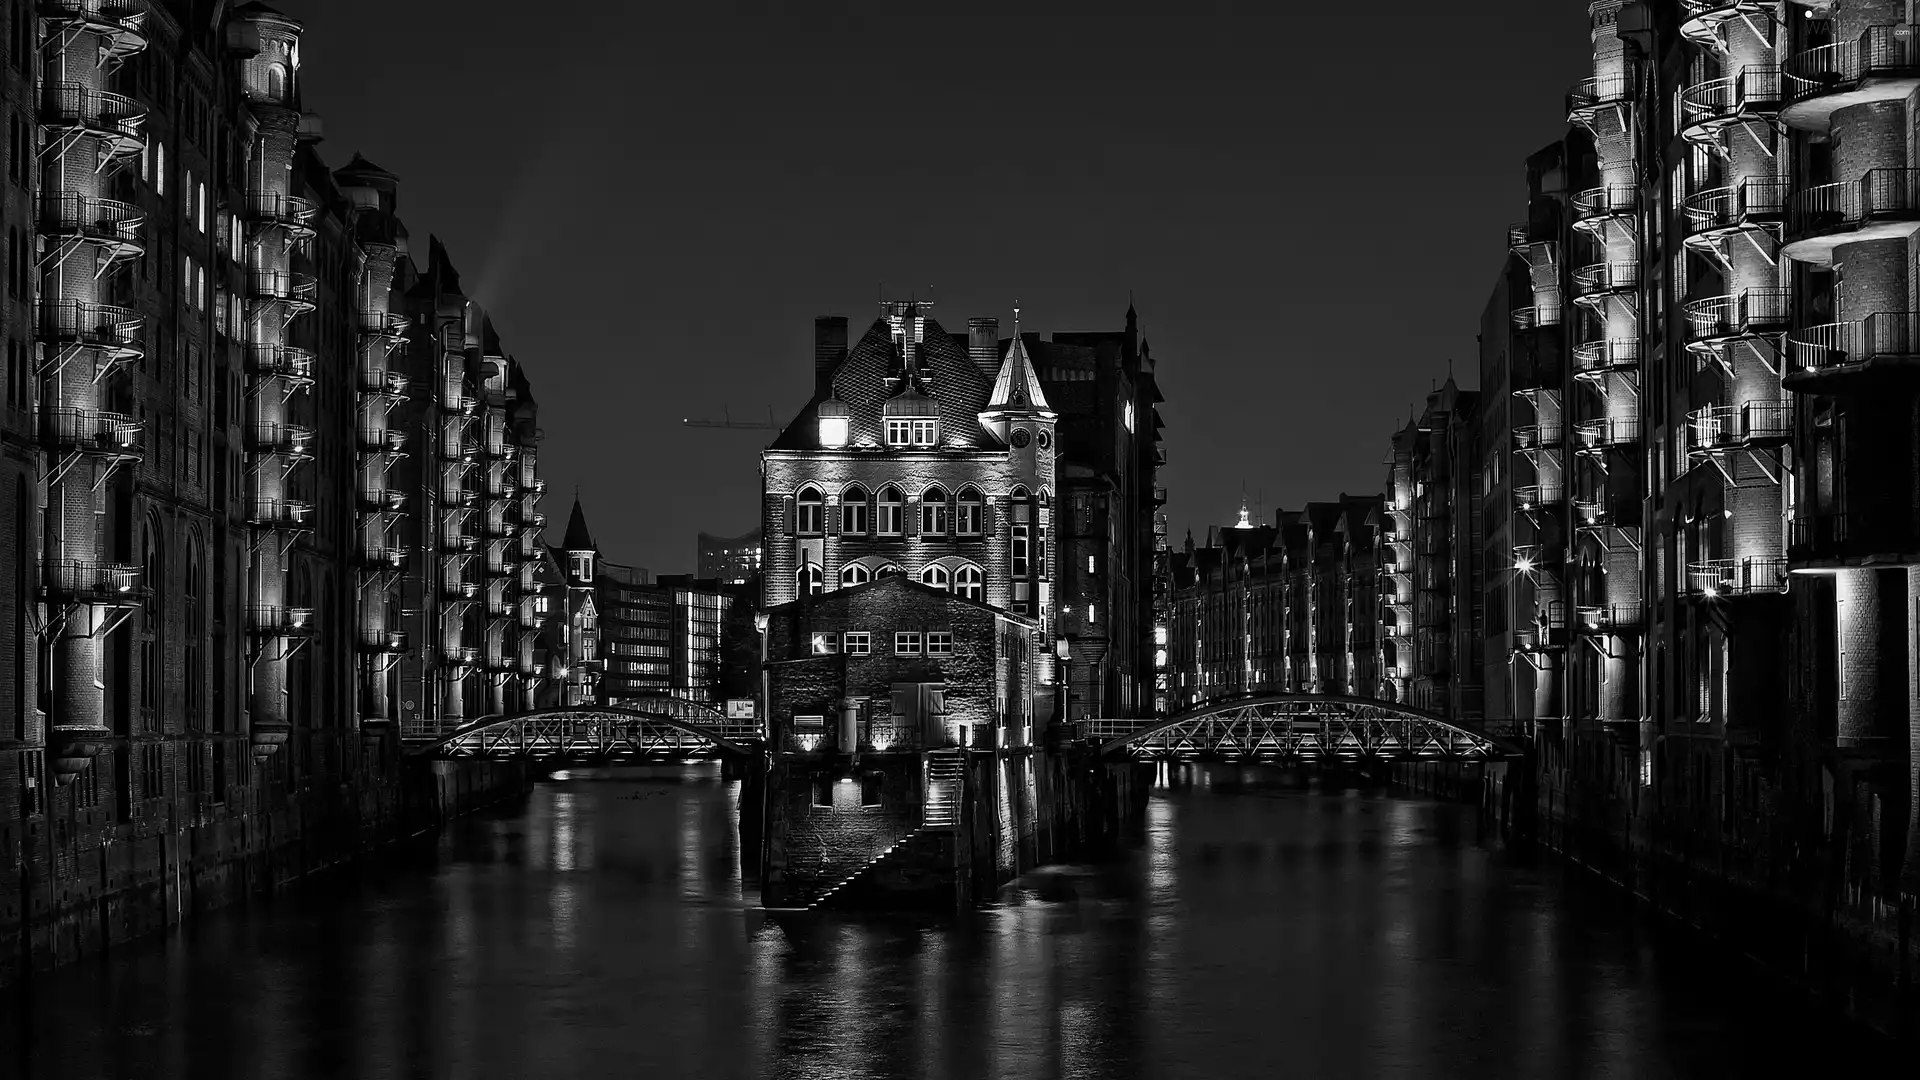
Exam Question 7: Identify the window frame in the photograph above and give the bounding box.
[843,631,872,655]
[956,486,983,535]
[840,485,870,535]
[926,632,954,657]
[921,564,950,590]
[894,631,922,656]
[840,563,870,588]
[920,486,948,535]
[796,486,824,535]
[876,485,903,536]
[954,564,984,602]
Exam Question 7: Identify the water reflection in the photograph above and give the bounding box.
[3,764,1906,1080]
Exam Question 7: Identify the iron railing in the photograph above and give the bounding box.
[38,299,143,353]
[1687,402,1791,452]
[1572,183,1636,220]
[42,407,141,452]
[247,605,314,636]
[1686,556,1789,596]
[1679,65,1781,128]
[1683,177,1787,236]
[1511,303,1562,330]
[247,497,312,529]
[1573,260,1641,297]
[1573,416,1642,449]
[1789,311,1920,373]
[40,83,144,144]
[1784,25,1920,105]
[1573,338,1640,374]
[43,560,141,600]
[247,343,315,381]
[1576,603,1643,632]
[38,192,144,248]
[1682,288,1789,344]
[1567,74,1635,121]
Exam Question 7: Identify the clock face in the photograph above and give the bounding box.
[1011,428,1031,449]
[1036,430,1051,450]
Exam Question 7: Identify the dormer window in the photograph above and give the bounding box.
[886,418,938,447]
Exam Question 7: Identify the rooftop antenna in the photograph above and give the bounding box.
[1013,299,1021,337]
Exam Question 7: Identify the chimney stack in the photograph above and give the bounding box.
[814,316,848,393]
[968,318,1000,381]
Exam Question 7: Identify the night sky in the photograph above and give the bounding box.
[274,1,1594,575]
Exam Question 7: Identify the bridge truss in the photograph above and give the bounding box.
[417,700,760,764]
[1083,694,1521,763]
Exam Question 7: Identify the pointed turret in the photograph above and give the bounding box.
[978,328,1053,442]
[562,497,596,553]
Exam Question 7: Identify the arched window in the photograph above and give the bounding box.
[921,564,950,590]
[955,564,984,602]
[798,564,823,597]
[875,564,905,579]
[956,486,983,536]
[841,484,870,536]
[796,486,823,535]
[140,519,164,730]
[265,63,287,103]
[876,485,903,536]
[185,540,203,728]
[840,563,871,588]
[920,486,948,535]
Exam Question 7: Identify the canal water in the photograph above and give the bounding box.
[4,765,1906,1079]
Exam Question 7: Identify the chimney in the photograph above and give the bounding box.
[814,316,847,393]
[968,318,999,381]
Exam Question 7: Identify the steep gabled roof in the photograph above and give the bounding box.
[769,313,998,451]
[987,333,1050,412]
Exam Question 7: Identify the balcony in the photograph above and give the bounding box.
[1573,339,1640,378]
[1571,183,1635,228]
[361,542,407,570]
[1786,311,1920,389]
[40,83,144,158]
[357,487,406,513]
[38,193,144,261]
[1572,416,1641,452]
[356,426,406,454]
[1572,260,1640,303]
[1511,303,1562,331]
[442,580,479,602]
[247,421,314,460]
[1686,402,1791,454]
[485,515,511,539]
[1783,168,1920,264]
[357,309,410,338]
[248,497,312,530]
[447,646,481,668]
[1679,66,1781,144]
[443,488,478,509]
[42,407,141,456]
[1789,498,1920,567]
[1686,556,1789,597]
[1513,602,1569,654]
[1782,25,1920,131]
[41,1,149,58]
[1513,483,1566,512]
[247,269,318,313]
[42,560,141,605]
[441,533,479,555]
[247,605,314,637]
[1566,74,1634,127]
[1681,289,1789,352]
[1512,422,1563,451]
[1682,178,1787,245]
[357,627,408,654]
[246,343,315,384]
[1576,603,1642,633]
[358,368,409,399]
[244,191,319,238]
[37,299,143,361]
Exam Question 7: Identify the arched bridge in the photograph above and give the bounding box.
[1081,694,1522,763]
[416,700,761,764]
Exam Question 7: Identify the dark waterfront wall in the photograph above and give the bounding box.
[760,743,1144,911]
[1390,746,1920,1038]
[0,748,528,988]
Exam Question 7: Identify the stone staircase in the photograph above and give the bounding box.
[807,751,968,911]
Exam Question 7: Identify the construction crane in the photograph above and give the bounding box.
[682,405,779,430]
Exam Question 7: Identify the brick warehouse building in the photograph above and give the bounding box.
[0,1,547,979]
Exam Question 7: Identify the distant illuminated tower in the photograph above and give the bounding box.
[559,498,599,705]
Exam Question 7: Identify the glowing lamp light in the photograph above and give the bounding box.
[1704,585,1719,598]
[819,416,849,447]
[1515,558,1534,573]
[837,776,855,785]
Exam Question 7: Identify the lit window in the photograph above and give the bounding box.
[197,180,207,233]
[1087,604,1097,624]
[1123,402,1134,433]
[926,632,954,657]
[1087,554,1096,574]
[796,487,823,535]
[876,485,903,535]
[840,485,870,535]
[810,633,838,655]
[885,419,912,445]
[956,487,983,535]
[840,563,870,588]
[843,632,871,655]
[921,564,950,590]
[894,632,922,656]
[911,419,937,446]
[156,142,166,196]
[954,565,984,602]
[921,487,947,534]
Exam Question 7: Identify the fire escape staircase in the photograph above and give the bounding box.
[805,751,965,912]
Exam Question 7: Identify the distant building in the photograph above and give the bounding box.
[697,530,762,585]
[656,574,733,703]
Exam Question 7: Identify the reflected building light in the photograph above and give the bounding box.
[679,795,704,903]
